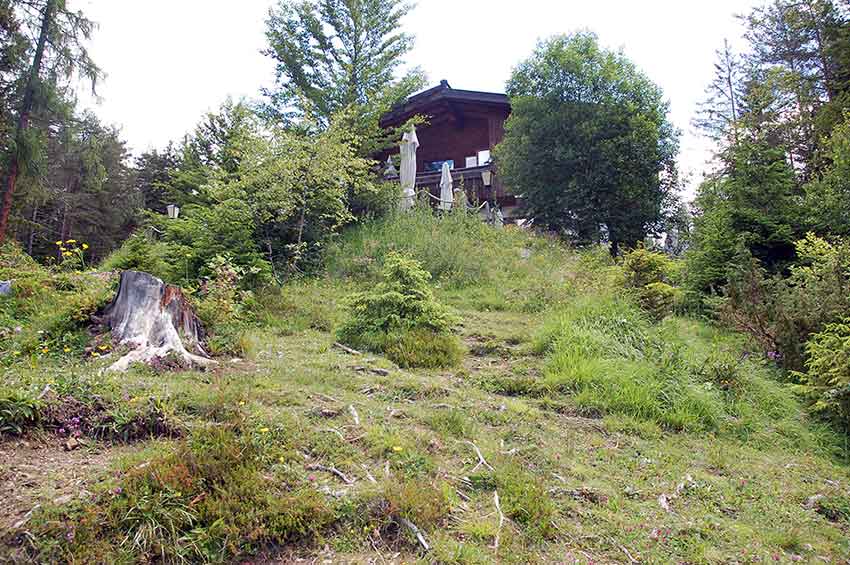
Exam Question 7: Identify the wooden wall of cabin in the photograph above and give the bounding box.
[414,116,489,170]
[378,108,508,171]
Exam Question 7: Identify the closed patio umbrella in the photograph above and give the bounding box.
[399,126,419,211]
[439,161,453,211]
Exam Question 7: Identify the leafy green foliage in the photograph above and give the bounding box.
[262,0,425,154]
[794,318,850,430]
[0,389,40,435]
[135,102,382,280]
[1,242,112,361]
[622,246,676,289]
[806,112,850,236]
[195,255,255,356]
[99,232,175,282]
[621,246,681,319]
[339,252,457,337]
[721,234,850,372]
[496,31,680,253]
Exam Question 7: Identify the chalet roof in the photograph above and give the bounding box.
[379,80,511,128]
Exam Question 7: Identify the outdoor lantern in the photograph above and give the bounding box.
[481,170,493,187]
[166,204,180,219]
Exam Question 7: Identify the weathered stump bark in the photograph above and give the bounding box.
[101,271,216,372]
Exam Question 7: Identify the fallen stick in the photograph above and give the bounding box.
[349,404,361,426]
[313,392,340,403]
[322,428,345,440]
[12,504,41,530]
[618,543,639,564]
[361,464,378,484]
[493,490,505,550]
[334,342,362,355]
[463,440,495,472]
[399,517,430,551]
[306,463,354,485]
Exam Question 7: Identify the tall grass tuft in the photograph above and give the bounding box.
[537,295,837,449]
[325,207,583,312]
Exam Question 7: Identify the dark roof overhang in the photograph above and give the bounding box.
[379,80,511,128]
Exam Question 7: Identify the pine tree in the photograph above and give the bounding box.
[0,0,101,244]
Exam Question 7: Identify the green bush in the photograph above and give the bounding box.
[722,234,850,371]
[622,245,675,288]
[337,252,461,367]
[1,243,113,362]
[793,318,850,430]
[638,281,681,320]
[621,246,680,319]
[195,255,256,356]
[98,232,176,282]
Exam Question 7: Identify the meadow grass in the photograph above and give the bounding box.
[2,211,849,564]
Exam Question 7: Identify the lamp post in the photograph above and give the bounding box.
[166,204,180,219]
[481,170,492,187]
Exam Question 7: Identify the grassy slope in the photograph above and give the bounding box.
[2,211,850,564]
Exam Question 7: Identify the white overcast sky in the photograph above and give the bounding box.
[76,0,761,194]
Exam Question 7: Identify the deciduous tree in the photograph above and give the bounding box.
[496,32,680,255]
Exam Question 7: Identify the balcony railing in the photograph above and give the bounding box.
[387,163,516,205]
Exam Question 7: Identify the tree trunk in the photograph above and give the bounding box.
[100,271,216,372]
[27,203,38,255]
[0,0,55,245]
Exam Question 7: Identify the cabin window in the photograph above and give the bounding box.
[478,150,492,164]
[424,159,454,172]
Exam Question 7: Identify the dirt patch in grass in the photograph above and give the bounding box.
[0,439,133,532]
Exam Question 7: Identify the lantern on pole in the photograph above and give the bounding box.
[166,204,180,219]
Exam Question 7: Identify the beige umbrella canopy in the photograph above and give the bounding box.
[439,162,453,211]
[399,126,419,211]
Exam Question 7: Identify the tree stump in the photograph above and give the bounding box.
[101,271,216,372]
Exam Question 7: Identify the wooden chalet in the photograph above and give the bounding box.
[377,81,519,218]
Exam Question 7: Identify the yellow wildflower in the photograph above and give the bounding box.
[259,427,270,433]
[98,345,109,351]
[238,401,245,406]
[278,456,285,463]
[392,446,403,453]
[91,352,100,358]
[66,239,76,244]
[55,240,63,246]
[41,347,49,353]
[13,351,21,356]
[82,243,89,250]
[62,251,72,257]
[63,347,71,353]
